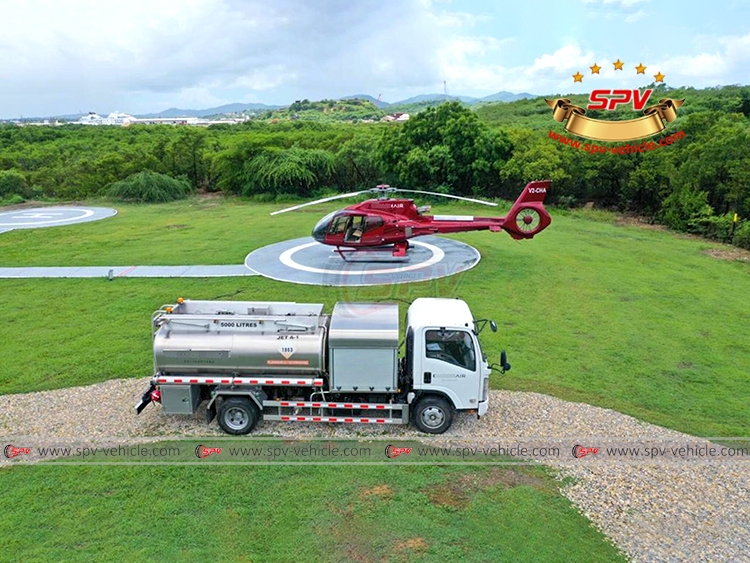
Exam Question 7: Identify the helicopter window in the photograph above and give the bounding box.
[328,216,348,235]
[425,330,476,371]
[365,216,384,232]
[345,216,365,242]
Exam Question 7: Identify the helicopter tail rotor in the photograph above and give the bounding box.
[503,180,552,239]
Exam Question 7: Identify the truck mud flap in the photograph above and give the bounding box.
[135,382,156,415]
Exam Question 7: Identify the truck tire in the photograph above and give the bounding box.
[218,397,260,435]
[413,396,454,434]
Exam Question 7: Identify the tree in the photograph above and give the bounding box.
[0,170,27,198]
[107,171,192,202]
[378,102,512,197]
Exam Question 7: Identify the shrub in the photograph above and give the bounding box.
[0,170,27,198]
[2,194,25,205]
[688,211,735,243]
[732,221,750,250]
[660,188,710,231]
[107,171,192,203]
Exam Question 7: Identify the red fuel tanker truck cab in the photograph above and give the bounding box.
[136,297,509,435]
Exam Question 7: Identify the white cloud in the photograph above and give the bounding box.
[583,0,648,6]
[657,33,750,82]
[624,10,647,22]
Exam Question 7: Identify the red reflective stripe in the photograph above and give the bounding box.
[174,379,182,383]
[235,379,243,384]
[221,380,230,384]
[158,378,166,383]
[296,416,306,421]
[376,405,385,410]
[206,379,214,384]
[376,419,386,423]
[281,416,290,421]
[327,403,338,408]
[361,418,370,423]
[280,402,290,407]
[265,380,274,384]
[345,418,353,423]
[296,402,305,407]
[296,380,306,385]
[314,380,323,386]
[189,379,198,383]
[313,417,322,422]
[329,417,338,422]
[312,403,321,408]
[282,380,291,385]
[344,404,353,408]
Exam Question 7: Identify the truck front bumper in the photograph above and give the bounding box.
[478,398,489,418]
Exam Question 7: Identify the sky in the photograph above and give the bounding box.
[1,0,749,118]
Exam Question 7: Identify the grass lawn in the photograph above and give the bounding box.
[2,196,747,562]
[0,464,626,563]
[0,196,748,437]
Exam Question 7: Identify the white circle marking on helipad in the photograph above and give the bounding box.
[278,240,446,275]
[0,208,95,227]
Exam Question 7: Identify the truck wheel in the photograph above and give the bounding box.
[218,397,260,435]
[413,396,454,434]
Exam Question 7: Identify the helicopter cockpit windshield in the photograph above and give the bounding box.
[312,211,338,242]
[313,212,368,244]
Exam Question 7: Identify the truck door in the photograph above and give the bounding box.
[416,328,480,409]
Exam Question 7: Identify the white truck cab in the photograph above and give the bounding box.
[405,298,493,432]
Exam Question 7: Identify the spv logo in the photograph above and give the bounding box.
[195,445,223,459]
[546,58,683,142]
[588,89,653,111]
[4,444,31,459]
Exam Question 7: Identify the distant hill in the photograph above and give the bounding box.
[137,102,281,118]
[394,93,478,105]
[6,91,540,122]
[477,91,536,103]
[341,95,390,109]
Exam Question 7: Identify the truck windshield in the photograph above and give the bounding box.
[425,330,476,371]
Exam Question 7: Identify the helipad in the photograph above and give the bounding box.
[244,236,481,286]
[0,207,117,233]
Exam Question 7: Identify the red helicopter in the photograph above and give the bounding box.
[270,180,551,258]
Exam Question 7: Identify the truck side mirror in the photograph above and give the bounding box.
[500,350,511,372]
[490,321,497,333]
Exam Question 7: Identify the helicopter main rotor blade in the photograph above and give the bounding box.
[393,189,498,207]
[270,190,370,215]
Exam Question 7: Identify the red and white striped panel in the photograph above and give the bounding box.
[155,376,324,387]
[263,400,398,410]
[263,414,401,425]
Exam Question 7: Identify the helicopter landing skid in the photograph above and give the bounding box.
[335,242,410,262]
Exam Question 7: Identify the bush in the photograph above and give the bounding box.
[732,221,750,249]
[660,188,710,231]
[0,170,27,198]
[688,212,735,243]
[107,171,192,203]
[2,194,25,205]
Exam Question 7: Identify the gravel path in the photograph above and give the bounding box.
[1,377,748,563]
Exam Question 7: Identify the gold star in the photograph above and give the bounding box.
[573,71,584,82]
[590,62,601,74]
[635,63,647,74]
[613,59,624,70]
[654,71,665,82]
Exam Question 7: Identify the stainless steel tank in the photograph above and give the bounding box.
[152,300,328,376]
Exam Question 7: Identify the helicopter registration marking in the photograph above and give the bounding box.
[279,241,445,275]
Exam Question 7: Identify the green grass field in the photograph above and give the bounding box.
[1,196,748,562]
[1,197,748,436]
[0,464,626,563]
